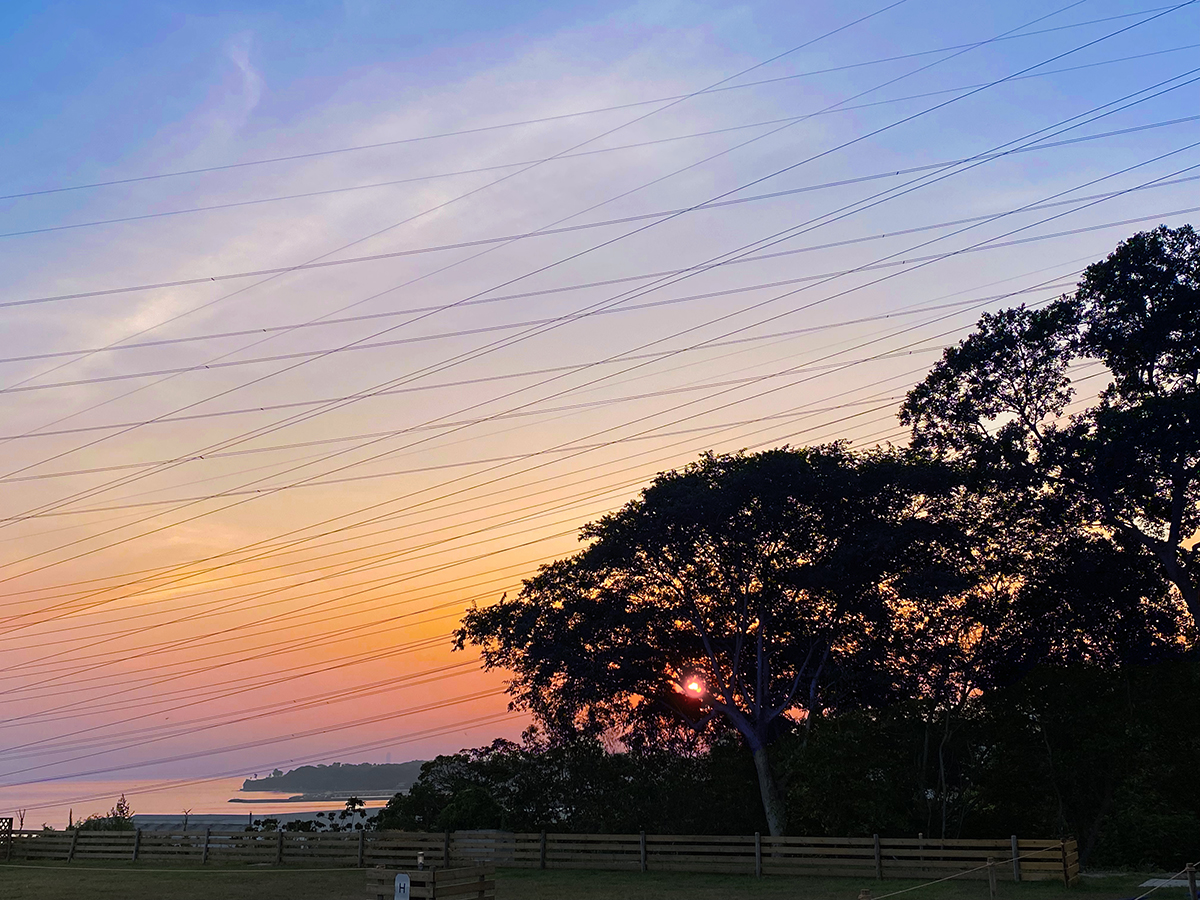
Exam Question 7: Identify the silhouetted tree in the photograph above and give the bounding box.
[901,225,1200,629]
[457,446,969,835]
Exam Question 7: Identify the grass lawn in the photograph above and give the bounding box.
[1,863,1181,900]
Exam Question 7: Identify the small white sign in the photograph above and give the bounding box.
[394,873,411,900]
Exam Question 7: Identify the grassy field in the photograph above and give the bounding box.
[1,863,1178,900]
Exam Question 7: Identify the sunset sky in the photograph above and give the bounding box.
[2,0,1198,823]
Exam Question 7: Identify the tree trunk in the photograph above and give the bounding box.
[751,743,787,837]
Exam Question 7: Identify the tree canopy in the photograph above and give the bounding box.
[901,225,1200,627]
[457,445,970,835]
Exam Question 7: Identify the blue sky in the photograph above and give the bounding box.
[1,0,1197,821]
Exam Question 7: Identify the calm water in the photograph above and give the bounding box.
[0,777,367,829]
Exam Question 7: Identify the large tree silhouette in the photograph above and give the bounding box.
[901,225,1200,627]
[456,446,967,835]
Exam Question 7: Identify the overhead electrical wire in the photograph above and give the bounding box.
[2,384,926,734]
[4,46,1195,244]
[6,13,1184,553]
[4,350,1118,753]
[0,362,1022,777]
[0,345,1012,696]
[0,661,492,778]
[1,170,1191,392]
[7,33,1190,691]
[3,690,516,788]
[0,0,1137,453]
[9,102,1180,564]
[0,292,1046,469]
[0,75,1185,643]
[6,112,1194,320]
[0,3,1168,204]
[7,345,1113,768]
[0,658,487,773]
[2,264,1094,687]
[6,630,459,735]
[0,0,911,423]
[4,243,1099,624]
[0,187,1180,681]
[0,358,934,630]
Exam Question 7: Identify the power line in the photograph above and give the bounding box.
[0,340,974,691]
[2,703,523,805]
[0,350,936,631]
[2,0,911,406]
[1,166,1189,384]
[0,211,1171,691]
[0,661,489,778]
[0,381,926,726]
[4,46,1194,244]
[8,16,1182,541]
[0,4,1165,205]
[0,324,1099,753]
[4,267,1075,681]
[0,10,1180,686]
[0,2,914,486]
[2,121,1180,633]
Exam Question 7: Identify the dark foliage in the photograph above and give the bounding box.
[73,794,135,832]
[376,658,1200,869]
[902,225,1200,626]
[373,735,765,834]
[246,797,369,832]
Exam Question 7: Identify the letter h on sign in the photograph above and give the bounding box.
[393,873,411,900]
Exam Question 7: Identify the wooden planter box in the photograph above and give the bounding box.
[367,865,495,900]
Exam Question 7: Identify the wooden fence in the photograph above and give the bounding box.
[5,829,1080,885]
[367,865,495,900]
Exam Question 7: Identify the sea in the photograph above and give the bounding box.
[1,777,381,830]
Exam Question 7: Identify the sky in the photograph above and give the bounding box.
[1,0,1198,824]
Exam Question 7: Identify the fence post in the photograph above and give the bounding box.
[1010,835,1020,882]
[276,829,284,865]
[443,830,451,868]
[201,826,211,865]
[874,834,883,880]
[755,832,762,878]
[539,831,547,870]
[132,828,141,862]
[1186,863,1197,900]
[1059,840,1069,887]
[67,829,79,863]
[358,829,365,867]
[988,857,998,900]
[639,830,647,873]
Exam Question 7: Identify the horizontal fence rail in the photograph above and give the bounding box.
[367,865,496,900]
[5,828,1080,884]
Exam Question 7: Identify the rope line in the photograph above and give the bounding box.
[870,847,1077,899]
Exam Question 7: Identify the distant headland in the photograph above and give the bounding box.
[238,761,426,799]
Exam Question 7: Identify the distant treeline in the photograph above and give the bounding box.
[242,761,426,793]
